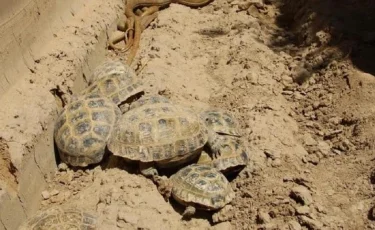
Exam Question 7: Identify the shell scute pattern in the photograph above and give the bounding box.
[19,207,97,230]
[212,136,249,172]
[54,95,120,167]
[107,99,208,165]
[201,109,241,137]
[81,61,144,106]
[89,60,134,84]
[170,164,234,210]
[198,136,249,173]
[129,95,171,110]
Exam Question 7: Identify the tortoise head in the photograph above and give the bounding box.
[200,109,241,137]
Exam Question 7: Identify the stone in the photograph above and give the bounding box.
[298,216,323,230]
[317,141,331,156]
[50,189,60,196]
[118,211,139,225]
[295,206,310,215]
[247,5,261,18]
[290,186,313,205]
[213,221,233,230]
[257,210,271,224]
[302,134,317,146]
[287,220,302,230]
[212,205,234,223]
[58,163,68,171]
[41,191,50,200]
[264,149,280,160]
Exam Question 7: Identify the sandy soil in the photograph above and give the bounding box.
[2,0,375,229]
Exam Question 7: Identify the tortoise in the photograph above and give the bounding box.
[157,164,235,217]
[197,135,249,174]
[200,109,241,137]
[54,94,121,167]
[88,60,134,84]
[18,206,97,230]
[197,109,249,174]
[107,95,209,178]
[80,60,144,109]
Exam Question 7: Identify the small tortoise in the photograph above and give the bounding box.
[200,109,241,137]
[197,108,249,174]
[80,60,144,108]
[107,95,209,177]
[88,60,134,84]
[54,94,120,167]
[161,164,235,217]
[198,136,249,174]
[19,206,97,230]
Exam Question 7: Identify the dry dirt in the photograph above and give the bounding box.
[2,0,375,229]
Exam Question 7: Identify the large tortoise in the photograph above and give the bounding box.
[107,95,209,177]
[158,164,235,217]
[54,94,120,167]
[80,60,144,109]
[18,206,97,230]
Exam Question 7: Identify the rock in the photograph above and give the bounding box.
[302,134,317,146]
[50,189,60,196]
[286,220,302,230]
[314,204,326,214]
[213,205,234,223]
[292,66,312,84]
[257,210,271,224]
[49,193,65,204]
[295,206,310,215]
[271,159,282,167]
[306,154,320,165]
[264,149,280,160]
[41,190,50,200]
[290,186,313,205]
[317,141,331,156]
[117,211,139,225]
[213,221,233,230]
[298,216,323,230]
[58,163,68,171]
[247,5,261,18]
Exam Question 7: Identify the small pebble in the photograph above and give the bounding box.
[117,211,139,225]
[50,189,60,196]
[290,186,313,205]
[58,163,68,171]
[257,210,271,224]
[295,206,310,215]
[41,191,50,200]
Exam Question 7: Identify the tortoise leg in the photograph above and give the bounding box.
[139,162,158,177]
[182,206,196,217]
[206,130,223,158]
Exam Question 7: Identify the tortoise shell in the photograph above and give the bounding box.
[201,109,241,137]
[129,95,171,110]
[54,94,120,167]
[170,164,235,210]
[89,60,133,84]
[198,136,249,174]
[81,60,144,106]
[107,101,208,167]
[18,206,97,230]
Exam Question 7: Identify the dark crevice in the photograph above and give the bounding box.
[50,85,68,108]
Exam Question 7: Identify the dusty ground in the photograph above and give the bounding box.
[3,0,375,229]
